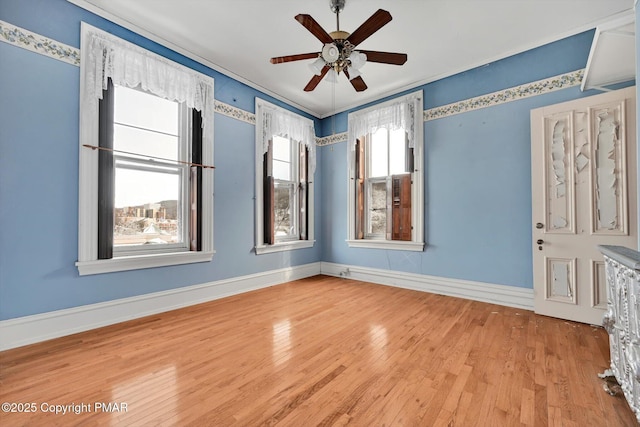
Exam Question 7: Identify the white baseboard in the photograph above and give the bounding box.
[0,262,533,351]
[0,262,320,351]
[320,262,534,311]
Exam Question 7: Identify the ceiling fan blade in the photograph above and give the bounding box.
[357,50,407,65]
[295,14,334,44]
[304,65,330,91]
[343,69,368,92]
[346,9,392,47]
[270,52,320,64]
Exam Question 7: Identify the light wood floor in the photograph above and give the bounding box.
[0,275,636,426]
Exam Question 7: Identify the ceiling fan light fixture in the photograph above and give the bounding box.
[309,57,326,75]
[349,51,367,69]
[347,67,361,80]
[321,43,340,63]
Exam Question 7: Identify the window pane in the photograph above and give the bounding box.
[114,85,179,135]
[274,182,297,238]
[389,128,408,175]
[114,124,179,161]
[273,159,290,181]
[114,167,182,247]
[273,136,290,161]
[272,136,292,180]
[368,180,387,235]
[370,128,388,178]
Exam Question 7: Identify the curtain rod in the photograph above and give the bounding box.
[82,144,215,169]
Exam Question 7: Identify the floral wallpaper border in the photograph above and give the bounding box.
[317,132,348,146]
[214,102,255,125]
[3,19,586,143]
[423,69,585,121]
[0,19,80,66]
[315,70,584,145]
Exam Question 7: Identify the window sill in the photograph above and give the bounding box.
[255,240,315,255]
[76,251,215,276]
[346,239,425,252]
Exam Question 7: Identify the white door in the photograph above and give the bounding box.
[531,86,637,325]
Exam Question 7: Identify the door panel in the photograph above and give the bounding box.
[545,257,577,304]
[543,112,576,234]
[590,101,629,235]
[531,86,637,324]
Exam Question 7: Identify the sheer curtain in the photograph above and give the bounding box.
[347,93,421,150]
[257,100,317,174]
[82,23,215,145]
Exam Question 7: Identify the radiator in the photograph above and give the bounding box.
[599,245,640,424]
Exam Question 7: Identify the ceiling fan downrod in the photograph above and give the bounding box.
[330,0,345,31]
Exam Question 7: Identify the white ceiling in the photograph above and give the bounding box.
[69,0,634,118]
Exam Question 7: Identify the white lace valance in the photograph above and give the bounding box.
[348,93,421,151]
[257,99,317,174]
[81,22,215,145]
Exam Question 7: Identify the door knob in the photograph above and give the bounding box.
[536,223,544,229]
[536,239,544,245]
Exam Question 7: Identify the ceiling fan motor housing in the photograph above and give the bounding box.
[330,30,350,40]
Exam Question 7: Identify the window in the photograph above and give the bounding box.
[111,85,191,254]
[77,23,215,275]
[255,99,315,254]
[271,135,304,241]
[361,127,413,240]
[347,91,424,251]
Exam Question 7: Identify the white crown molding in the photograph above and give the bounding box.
[3,18,591,142]
[65,0,317,118]
[320,262,534,311]
[2,19,258,127]
[0,262,321,351]
[316,9,636,119]
[315,69,585,146]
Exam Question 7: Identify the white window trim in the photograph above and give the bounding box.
[76,251,215,276]
[255,98,315,255]
[346,90,425,251]
[345,239,425,251]
[255,240,316,255]
[76,23,215,275]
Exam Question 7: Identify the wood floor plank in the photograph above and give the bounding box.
[1,276,637,426]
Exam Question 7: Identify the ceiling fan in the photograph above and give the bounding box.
[270,0,408,92]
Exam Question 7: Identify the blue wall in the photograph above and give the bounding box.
[0,0,322,320]
[318,30,636,289]
[1,0,638,321]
